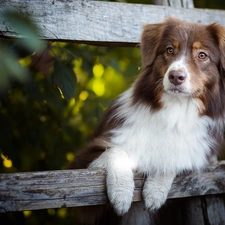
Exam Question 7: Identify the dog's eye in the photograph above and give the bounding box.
[198,52,207,59]
[167,47,174,54]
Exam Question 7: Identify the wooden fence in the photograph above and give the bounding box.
[0,0,225,224]
[0,161,225,213]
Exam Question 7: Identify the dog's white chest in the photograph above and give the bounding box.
[110,93,213,174]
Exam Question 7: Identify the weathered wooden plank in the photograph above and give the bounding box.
[153,0,169,6]
[175,198,206,225]
[158,197,206,225]
[204,195,225,225]
[155,195,225,225]
[168,0,183,7]
[0,161,225,213]
[153,0,194,8]
[182,0,194,8]
[0,0,225,45]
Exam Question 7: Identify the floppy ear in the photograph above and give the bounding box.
[140,23,164,67]
[207,23,225,71]
[141,17,180,67]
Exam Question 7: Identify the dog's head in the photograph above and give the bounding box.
[135,17,225,117]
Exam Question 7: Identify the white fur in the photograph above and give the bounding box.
[163,57,192,95]
[90,148,135,215]
[107,88,214,175]
[89,86,216,223]
[143,174,175,211]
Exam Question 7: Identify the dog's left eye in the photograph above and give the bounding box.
[198,52,208,59]
[167,47,174,54]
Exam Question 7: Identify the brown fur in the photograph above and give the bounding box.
[68,17,225,225]
[134,17,225,118]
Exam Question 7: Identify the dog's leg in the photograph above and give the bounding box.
[89,147,135,216]
[143,174,175,211]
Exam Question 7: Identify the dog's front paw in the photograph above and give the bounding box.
[107,170,134,215]
[143,175,174,211]
[143,185,168,211]
[90,147,135,215]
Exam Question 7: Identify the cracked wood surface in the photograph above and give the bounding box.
[0,0,225,45]
[0,161,225,213]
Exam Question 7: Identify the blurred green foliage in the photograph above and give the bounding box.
[0,40,140,173]
[1,9,140,225]
[0,18,140,174]
[1,0,225,224]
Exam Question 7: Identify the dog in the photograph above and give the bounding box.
[68,17,225,225]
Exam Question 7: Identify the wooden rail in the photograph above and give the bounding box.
[0,0,225,45]
[0,161,225,213]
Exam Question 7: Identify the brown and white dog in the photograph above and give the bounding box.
[68,17,225,225]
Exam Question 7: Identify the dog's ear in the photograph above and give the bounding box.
[141,17,180,67]
[207,23,225,71]
[141,23,164,67]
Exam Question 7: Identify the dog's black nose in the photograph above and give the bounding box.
[169,70,187,85]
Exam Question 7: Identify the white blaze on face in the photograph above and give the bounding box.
[163,57,192,94]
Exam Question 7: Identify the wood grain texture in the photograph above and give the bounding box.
[0,0,224,45]
[153,0,194,8]
[158,197,206,225]
[157,195,225,225]
[182,0,194,8]
[204,195,225,224]
[0,161,225,213]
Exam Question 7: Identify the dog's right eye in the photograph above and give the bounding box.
[198,52,207,59]
[167,47,174,54]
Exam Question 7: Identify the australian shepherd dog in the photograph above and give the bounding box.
[68,17,225,225]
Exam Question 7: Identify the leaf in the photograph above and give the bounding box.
[24,79,43,102]
[2,11,45,52]
[0,44,28,93]
[52,58,77,101]
[10,41,34,58]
